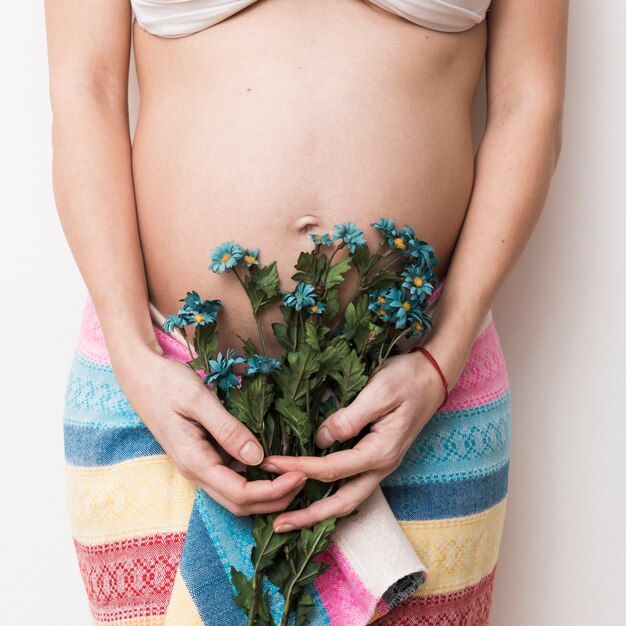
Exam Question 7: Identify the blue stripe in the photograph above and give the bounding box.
[382,390,512,486]
[194,491,331,625]
[64,353,144,428]
[64,422,163,466]
[180,497,246,625]
[382,462,509,520]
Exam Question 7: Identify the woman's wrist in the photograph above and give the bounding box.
[97,306,165,369]
[415,334,468,396]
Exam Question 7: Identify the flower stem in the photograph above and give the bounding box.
[234,268,270,355]
[180,328,196,362]
[280,531,327,626]
[247,524,277,626]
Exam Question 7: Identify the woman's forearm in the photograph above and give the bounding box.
[51,90,160,360]
[422,100,564,388]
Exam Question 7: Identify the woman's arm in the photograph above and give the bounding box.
[45,0,307,515]
[261,0,570,532]
[423,0,569,388]
[45,0,157,357]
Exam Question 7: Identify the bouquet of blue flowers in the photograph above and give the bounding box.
[163,218,439,626]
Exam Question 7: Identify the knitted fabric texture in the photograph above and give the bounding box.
[63,276,511,625]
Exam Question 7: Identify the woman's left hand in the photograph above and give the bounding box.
[260,350,448,533]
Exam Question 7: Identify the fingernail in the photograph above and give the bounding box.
[317,427,335,448]
[275,523,297,533]
[240,441,264,465]
[261,463,280,473]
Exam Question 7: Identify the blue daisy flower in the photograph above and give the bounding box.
[310,233,334,247]
[367,289,393,322]
[400,264,435,302]
[407,239,438,268]
[386,225,414,253]
[163,315,186,333]
[282,282,318,311]
[308,301,326,315]
[386,287,423,330]
[371,218,396,239]
[204,349,245,396]
[332,222,367,253]
[245,355,282,376]
[178,292,222,325]
[209,241,245,273]
[242,248,260,267]
[405,309,433,338]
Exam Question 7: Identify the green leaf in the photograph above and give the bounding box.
[350,244,371,275]
[230,566,254,612]
[257,591,274,626]
[317,339,350,382]
[228,376,274,433]
[329,349,368,405]
[272,321,296,352]
[325,257,352,290]
[273,346,320,403]
[323,288,340,319]
[291,251,317,284]
[353,321,384,355]
[366,270,402,290]
[193,323,219,365]
[294,593,316,626]
[252,261,281,296]
[188,356,208,371]
[295,560,329,587]
[302,479,332,502]
[252,515,295,571]
[290,517,337,589]
[238,335,258,358]
[275,399,313,451]
[266,558,291,592]
[305,322,321,352]
[245,261,282,313]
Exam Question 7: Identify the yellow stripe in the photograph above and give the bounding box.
[66,455,196,545]
[400,498,507,596]
[93,617,165,626]
[164,570,204,626]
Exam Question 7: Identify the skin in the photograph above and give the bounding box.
[44,0,568,527]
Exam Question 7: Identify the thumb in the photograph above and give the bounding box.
[186,388,265,466]
[316,384,391,449]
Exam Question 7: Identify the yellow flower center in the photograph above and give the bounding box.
[221,252,232,264]
[311,305,319,313]
[402,301,411,311]
[377,308,388,317]
[414,321,422,332]
[376,295,387,304]
[194,313,206,323]
[243,254,257,264]
[413,276,423,288]
[393,237,407,250]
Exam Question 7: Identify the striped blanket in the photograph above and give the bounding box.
[64,281,511,625]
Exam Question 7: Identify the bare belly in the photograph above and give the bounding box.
[131,0,487,356]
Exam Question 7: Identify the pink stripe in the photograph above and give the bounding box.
[441,318,509,411]
[77,297,193,366]
[314,544,379,625]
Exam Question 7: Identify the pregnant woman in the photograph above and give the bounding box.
[45,0,568,624]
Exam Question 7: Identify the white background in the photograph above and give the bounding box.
[1,2,624,624]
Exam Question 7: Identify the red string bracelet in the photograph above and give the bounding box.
[408,345,449,410]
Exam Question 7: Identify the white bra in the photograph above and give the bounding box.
[131,0,491,39]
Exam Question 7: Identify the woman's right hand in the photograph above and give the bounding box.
[110,343,307,517]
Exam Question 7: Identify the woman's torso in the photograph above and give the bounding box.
[131,0,487,355]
